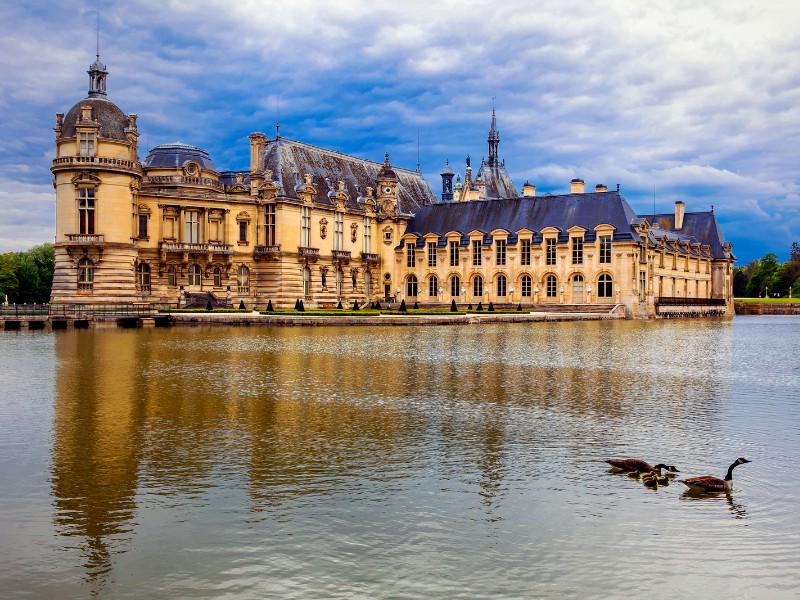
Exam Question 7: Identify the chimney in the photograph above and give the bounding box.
[570,178,584,194]
[522,181,536,197]
[595,184,608,192]
[674,201,685,229]
[249,133,266,173]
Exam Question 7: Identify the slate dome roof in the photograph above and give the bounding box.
[143,142,218,171]
[62,97,129,140]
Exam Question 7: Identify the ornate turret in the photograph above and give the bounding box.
[88,55,108,98]
[376,152,398,218]
[440,160,455,202]
[487,108,499,167]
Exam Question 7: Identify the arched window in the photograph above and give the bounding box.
[450,275,461,298]
[428,275,438,297]
[303,266,311,296]
[521,275,531,297]
[546,275,558,298]
[473,275,483,298]
[237,265,250,293]
[407,274,418,297]
[167,266,177,287]
[77,257,94,292]
[213,267,221,288]
[496,275,507,297]
[598,273,613,298]
[188,264,201,286]
[137,262,151,291]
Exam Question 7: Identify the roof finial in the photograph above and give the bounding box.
[384,151,390,166]
[276,96,280,138]
[416,128,421,173]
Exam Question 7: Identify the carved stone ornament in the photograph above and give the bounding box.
[320,218,328,239]
[382,226,393,245]
[350,222,358,243]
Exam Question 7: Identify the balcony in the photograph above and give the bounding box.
[51,155,142,175]
[254,244,282,260]
[142,175,224,191]
[160,241,233,254]
[298,246,320,262]
[360,252,379,266]
[64,234,105,245]
[332,250,351,264]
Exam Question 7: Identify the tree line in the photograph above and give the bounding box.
[733,242,800,298]
[0,243,54,304]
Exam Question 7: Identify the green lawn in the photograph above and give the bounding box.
[735,297,800,303]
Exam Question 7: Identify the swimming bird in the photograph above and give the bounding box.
[606,459,679,475]
[680,458,751,493]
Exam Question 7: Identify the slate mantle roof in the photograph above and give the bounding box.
[260,137,438,213]
[405,191,642,245]
[641,211,732,259]
[473,160,518,199]
[62,97,129,141]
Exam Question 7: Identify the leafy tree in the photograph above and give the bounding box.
[0,253,20,302]
[745,253,779,297]
[790,241,800,263]
[733,266,749,297]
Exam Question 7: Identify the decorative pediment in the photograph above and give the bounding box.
[236,211,251,221]
[71,171,101,186]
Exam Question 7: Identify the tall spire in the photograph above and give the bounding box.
[487,105,499,167]
[88,0,107,98]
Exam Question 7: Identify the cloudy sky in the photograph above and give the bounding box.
[1,0,798,264]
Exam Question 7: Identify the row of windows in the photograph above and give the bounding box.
[409,235,613,268]
[404,273,615,299]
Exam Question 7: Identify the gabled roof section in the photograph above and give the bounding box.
[640,211,730,259]
[405,191,642,242]
[262,137,437,212]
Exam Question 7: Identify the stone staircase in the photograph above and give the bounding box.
[181,291,233,309]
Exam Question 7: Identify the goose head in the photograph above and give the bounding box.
[652,464,680,474]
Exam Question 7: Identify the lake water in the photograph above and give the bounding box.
[1,317,799,599]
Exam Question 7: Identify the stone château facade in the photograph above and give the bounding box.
[51,57,735,318]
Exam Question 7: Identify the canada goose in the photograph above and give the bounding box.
[680,458,751,493]
[656,475,670,485]
[606,459,680,474]
[642,474,658,487]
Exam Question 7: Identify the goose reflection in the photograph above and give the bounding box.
[679,488,748,519]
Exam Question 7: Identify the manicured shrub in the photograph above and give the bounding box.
[399,299,407,312]
[488,302,494,312]
[206,300,213,311]
[476,302,483,312]
[352,301,359,310]
[266,300,274,312]
[239,300,246,310]
[450,299,457,312]
[337,301,343,309]
[516,303,522,311]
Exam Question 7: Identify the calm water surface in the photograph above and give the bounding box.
[1,317,798,598]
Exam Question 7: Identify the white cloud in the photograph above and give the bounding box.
[0,0,799,261]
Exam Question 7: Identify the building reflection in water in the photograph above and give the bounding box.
[50,320,733,586]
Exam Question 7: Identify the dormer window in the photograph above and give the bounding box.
[79,132,95,157]
[185,163,199,176]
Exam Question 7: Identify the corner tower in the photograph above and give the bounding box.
[50,57,142,305]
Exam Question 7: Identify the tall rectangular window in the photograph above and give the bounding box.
[185,211,200,243]
[334,212,344,251]
[138,214,148,238]
[79,132,95,157]
[363,216,371,254]
[495,239,506,266]
[520,239,531,266]
[265,204,276,245]
[572,237,583,265]
[546,238,556,265]
[599,235,612,264]
[239,221,248,243]
[301,206,311,247]
[428,242,437,267]
[78,188,95,235]
[472,240,482,266]
[639,270,647,300]
[449,240,460,266]
[406,243,416,267]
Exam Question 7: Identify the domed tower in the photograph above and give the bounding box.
[50,57,142,305]
[440,160,455,202]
